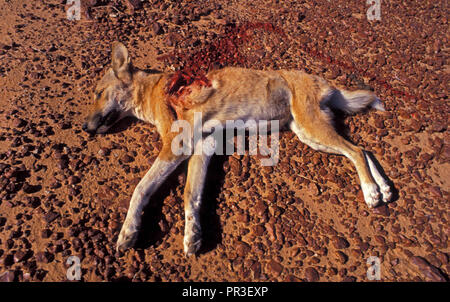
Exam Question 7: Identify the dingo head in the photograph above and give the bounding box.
[82,42,135,134]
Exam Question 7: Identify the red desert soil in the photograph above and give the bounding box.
[0,0,448,281]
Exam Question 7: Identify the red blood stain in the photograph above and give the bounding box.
[161,21,415,119]
[161,22,285,119]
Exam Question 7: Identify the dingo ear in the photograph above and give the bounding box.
[112,42,132,83]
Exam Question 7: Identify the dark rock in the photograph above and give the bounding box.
[285,274,301,282]
[22,183,41,194]
[12,118,27,128]
[236,241,251,257]
[252,225,265,236]
[333,236,350,249]
[2,254,14,266]
[60,122,71,130]
[429,186,442,198]
[267,259,283,277]
[28,196,41,208]
[410,256,447,282]
[35,251,53,264]
[229,157,241,176]
[14,250,27,263]
[41,229,52,239]
[306,182,320,196]
[0,271,15,282]
[121,154,134,163]
[254,200,267,215]
[335,251,348,264]
[126,0,142,9]
[98,148,110,157]
[152,22,163,35]
[373,204,390,216]
[61,218,72,227]
[68,176,80,185]
[304,267,319,282]
[43,212,59,223]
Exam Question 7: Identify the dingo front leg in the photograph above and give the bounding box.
[183,136,215,256]
[117,150,188,252]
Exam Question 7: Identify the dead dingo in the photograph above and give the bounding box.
[82,42,392,256]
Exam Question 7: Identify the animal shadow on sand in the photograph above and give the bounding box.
[107,104,397,255]
[105,117,224,254]
[332,109,398,203]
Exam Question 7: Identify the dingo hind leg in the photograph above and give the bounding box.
[365,153,392,203]
[287,74,387,208]
[289,118,381,208]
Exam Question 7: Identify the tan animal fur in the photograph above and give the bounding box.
[83,42,392,256]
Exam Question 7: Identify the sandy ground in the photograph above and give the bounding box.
[0,0,448,281]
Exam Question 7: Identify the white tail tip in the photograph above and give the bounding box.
[371,98,385,111]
